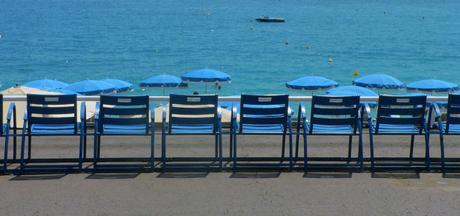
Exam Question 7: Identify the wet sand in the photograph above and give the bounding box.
[1,133,460,216]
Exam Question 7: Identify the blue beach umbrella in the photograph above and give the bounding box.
[52,88,81,95]
[286,76,338,90]
[24,79,69,91]
[182,69,231,93]
[64,80,116,95]
[140,74,187,95]
[327,86,378,96]
[102,79,133,93]
[406,79,458,92]
[327,85,378,108]
[353,74,404,89]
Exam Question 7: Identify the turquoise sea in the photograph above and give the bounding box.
[1,0,460,95]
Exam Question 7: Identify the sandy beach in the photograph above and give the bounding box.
[1,133,460,216]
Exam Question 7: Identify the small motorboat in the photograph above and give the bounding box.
[255,16,285,23]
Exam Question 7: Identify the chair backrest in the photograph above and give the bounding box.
[376,95,427,132]
[27,94,78,132]
[309,96,360,133]
[168,94,218,133]
[99,95,150,133]
[239,94,289,133]
[446,94,460,132]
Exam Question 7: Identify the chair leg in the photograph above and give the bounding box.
[214,134,218,158]
[97,136,101,159]
[295,123,301,162]
[150,133,155,169]
[93,133,98,170]
[439,133,446,173]
[347,135,353,164]
[78,134,83,170]
[425,132,430,170]
[161,133,166,169]
[229,129,233,159]
[288,127,293,170]
[27,134,32,161]
[3,132,9,173]
[218,133,223,169]
[409,135,415,162]
[20,133,27,172]
[369,133,375,172]
[281,130,286,161]
[358,132,364,170]
[303,132,308,172]
[232,133,237,172]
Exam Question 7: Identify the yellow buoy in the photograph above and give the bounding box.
[353,70,360,77]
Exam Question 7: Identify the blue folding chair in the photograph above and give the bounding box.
[231,94,293,171]
[430,94,460,172]
[161,94,222,171]
[296,96,363,171]
[367,95,430,171]
[2,95,18,173]
[93,95,154,172]
[19,94,86,173]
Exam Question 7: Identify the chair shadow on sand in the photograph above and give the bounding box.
[230,172,281,179]
[10,174,67,181]
[86,173,140,180]
[303,172,352,178]
[371,172,420,179]
[157,172,209,178]
[442,173,460,179]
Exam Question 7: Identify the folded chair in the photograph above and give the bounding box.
[93,95,154,172]
[161,94,222,171]
[2,95,18,173]
[367,95,430,171]
[19,94,86,173]
[430,94,460,172]
[296,96,363,171]
[231,94,293,171]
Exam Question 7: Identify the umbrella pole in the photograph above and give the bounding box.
[205,84,208,94]
[163,87,165,96]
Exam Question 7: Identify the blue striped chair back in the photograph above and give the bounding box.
[376,95,427,132]
[99,95,150,133]
[310,96,360,133]
[27,94,78,132]
[168,94,218,133]
[446,94,460,132]
[239,95,289,133]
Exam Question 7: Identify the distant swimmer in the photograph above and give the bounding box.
[328,57,333,64]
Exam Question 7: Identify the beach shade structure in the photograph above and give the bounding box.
[181,69,231,93]
[23,79,69,91]
[286,76,338,90]
[326,86,378,97]
[101,79,133,93]
[63,80,116,95]
[353,74,404,89]
[406,79,458,92]
[140,74,187,95]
